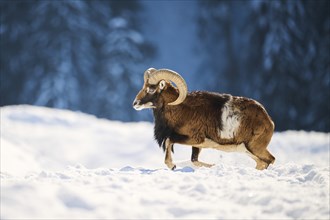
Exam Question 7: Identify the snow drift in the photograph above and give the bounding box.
[1,105,329,219]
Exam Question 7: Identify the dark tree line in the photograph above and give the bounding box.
[196,0,329,131]
[1,0,154,121]
[1,0,329,131]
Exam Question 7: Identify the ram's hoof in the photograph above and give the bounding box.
[171,165,176,170]
[192,161,214,168]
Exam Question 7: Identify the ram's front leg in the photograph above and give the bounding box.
[164,138,176,170]
[191,147,214,168]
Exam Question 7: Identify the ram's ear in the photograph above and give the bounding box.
[159,80,166,91]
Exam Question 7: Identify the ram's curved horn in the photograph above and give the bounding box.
[144,68,157,83]
[147,69,188,105]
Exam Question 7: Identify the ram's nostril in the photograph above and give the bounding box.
[133,100,139,106]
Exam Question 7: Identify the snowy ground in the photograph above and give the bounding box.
[1,105,329,219]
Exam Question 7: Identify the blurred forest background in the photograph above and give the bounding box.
[1,0,329,131]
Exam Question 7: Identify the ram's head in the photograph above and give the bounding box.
[133,68,188,110]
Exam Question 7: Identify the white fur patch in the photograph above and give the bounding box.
[219,99,240,139]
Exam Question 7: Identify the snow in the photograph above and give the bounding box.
[1,105,329,219]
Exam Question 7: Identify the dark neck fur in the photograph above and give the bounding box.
[153,107,171,151]
[152,105,188,152]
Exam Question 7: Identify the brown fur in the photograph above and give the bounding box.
[133,81,275,170]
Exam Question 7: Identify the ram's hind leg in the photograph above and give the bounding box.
[245,151,270,170]
[246,127,275,170]
[191,147,214,168]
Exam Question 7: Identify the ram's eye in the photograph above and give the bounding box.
[146,87,155,94]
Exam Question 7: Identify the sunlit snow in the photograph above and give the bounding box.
[1,105,329,219]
